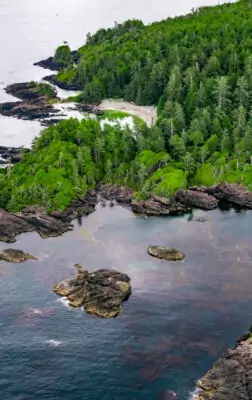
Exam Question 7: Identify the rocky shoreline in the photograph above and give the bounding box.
[43,74,82,91]
[0,190,97,243]
[193,328,252,400]
[0,183,251,243]
[0,146,30,164]
[0,81,102,122]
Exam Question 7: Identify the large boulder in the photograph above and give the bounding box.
[194,334,252,400]
[148,246,185,261]
[53,266,131,318]
[175,189,218,210]
[0,248,37,263]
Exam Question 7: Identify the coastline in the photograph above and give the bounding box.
[1,47,252,399]
[191,329,252,400]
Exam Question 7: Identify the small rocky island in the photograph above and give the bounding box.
[53,265,131,318]
[0,248,37,263]
[148,246,185,261]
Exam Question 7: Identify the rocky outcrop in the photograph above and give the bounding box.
[0,248,37,263]
[193,331,252,400]
[175,189,218,210]
[5,82,57,101]
[53,265,131,318]
[0,146,30,164]
[34,56,64,71]
[208,183,252,209]
[189,183,252,209]
[0,100,59,121]
[0,191,97,243]
[34,51,79,71]
[43,74,82,91]
[131,198,190,216]
[148,246,185,261]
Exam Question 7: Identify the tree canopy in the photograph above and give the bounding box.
[2,1,252,212]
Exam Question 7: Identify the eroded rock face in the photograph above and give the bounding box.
[53,266,131,318]
[194,334,252,400]
[175,189,218,210]
[0,248,37,263]
[148,246,185,261]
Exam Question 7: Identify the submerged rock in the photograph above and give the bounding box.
[0,248,37,263]
[175,189,218,210]
[53,266,131,318]
[194,333,252,400]
[148,246,185,261]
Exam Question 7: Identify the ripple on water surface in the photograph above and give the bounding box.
[1,205,252,399]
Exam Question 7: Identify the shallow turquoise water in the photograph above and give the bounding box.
[1,205,252,399]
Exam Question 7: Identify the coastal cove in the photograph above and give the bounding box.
[1,205,252,399]
[1,1,251,400]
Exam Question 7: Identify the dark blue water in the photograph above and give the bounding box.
[1,205,252,399]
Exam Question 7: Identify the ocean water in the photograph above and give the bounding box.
[0,1,245,399]
[1,205,252,399]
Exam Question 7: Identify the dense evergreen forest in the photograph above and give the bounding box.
[2,0,252,212]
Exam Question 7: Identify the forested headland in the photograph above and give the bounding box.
[2,0,252,212]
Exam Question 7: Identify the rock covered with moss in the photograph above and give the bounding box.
[148,246,185,261]
[0,248,37,263]
[53,265,131,318]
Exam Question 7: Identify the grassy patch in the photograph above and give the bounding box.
[98,110,131,120]
[29,81,56,99]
